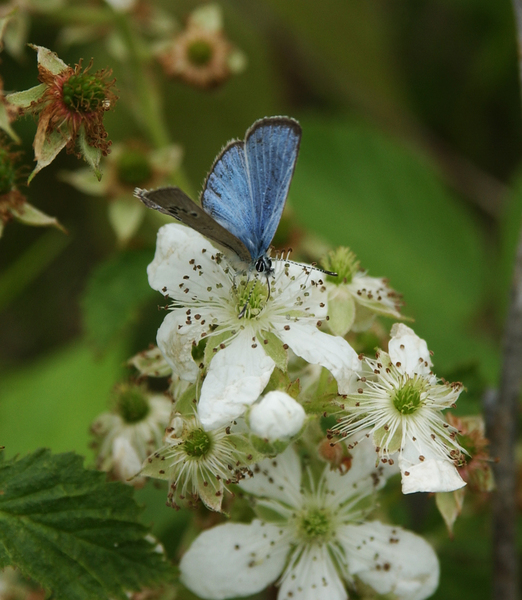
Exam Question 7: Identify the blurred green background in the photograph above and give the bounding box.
[1,0,521,598]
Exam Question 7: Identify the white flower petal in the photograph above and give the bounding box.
[399,455,466,494]
[198,331,276,430]
[276,322,361,394]
[389,324,432,376]
[148,223,228,301]
[340,521,439,600]
[156,310,201,381]
[322,435,397,507]
[278,544,347,600]
[240,446,302,506]
[249,391,306,441]
[180,520,289,600]
[398,432,466,493]
[348,274,402,320]
[112,436,143,483]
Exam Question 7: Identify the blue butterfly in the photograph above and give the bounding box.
[135,116,302,277]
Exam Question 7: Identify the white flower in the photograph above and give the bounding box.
[91,384,172,487]
[249,390,306,441]
[322,247,403,336]
[333,323,466,494]
[139,412,256,512]
[148,223,361,430]
[179,441,439,600]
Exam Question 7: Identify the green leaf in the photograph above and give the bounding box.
[435,489,465,537]
[29,44,68,75]
[107,196,146,245]
[78,127,102,180]
[326,286,355,337]
[6,84,46,109]
[82,250,156,351]
[0,100,20,142]
[30,121,70,183]
[0,449,170,600]
[10,200,66,233]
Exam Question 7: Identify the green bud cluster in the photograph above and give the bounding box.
[187,40,214,66]
[298,508,333,544]
[116,385,150,423]
[62,73,107,113]
[321,247,360,284]
[184,428,212,457]
[393,379,422,415]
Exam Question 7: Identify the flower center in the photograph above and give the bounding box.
[184,428,212,457]
[392,379,422,415]
[187,39,214,66]
[321,246,360,284]
[0,147,17,195]
[62,73,107,113]
[116,149,153,187]
[116,386,150,423]
[297,508,333,545]
[235,279,267,319]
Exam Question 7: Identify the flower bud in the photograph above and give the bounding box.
[249,391,306,442]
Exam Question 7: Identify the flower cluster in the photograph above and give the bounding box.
[89,214,486,600]
[180,441,439,600]
[88,193,485,600]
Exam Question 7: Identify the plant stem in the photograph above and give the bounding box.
[112,11,171,149]
[487,5,522,599]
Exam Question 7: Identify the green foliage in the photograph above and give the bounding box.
[0,449,170,600]
[0,341,127,459]
[82,249,156,351]
[292,118,497,381]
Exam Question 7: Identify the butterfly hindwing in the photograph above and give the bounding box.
[135,186,252,263]
[201,117,302,260]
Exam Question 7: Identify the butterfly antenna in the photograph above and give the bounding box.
[274,249,338,277]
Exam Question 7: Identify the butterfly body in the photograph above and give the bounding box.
[135,116,302,276]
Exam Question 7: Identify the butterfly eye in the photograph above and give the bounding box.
[255,256,272,273]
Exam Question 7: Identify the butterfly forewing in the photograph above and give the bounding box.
[135,186,252,263]
[245,117,301,257]
[201,117,302,261]
[200,143,257,260]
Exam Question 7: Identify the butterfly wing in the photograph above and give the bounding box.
[201,117,302,261]
[135,186,252,263]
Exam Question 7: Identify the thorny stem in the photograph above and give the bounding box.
[487,4,522,599]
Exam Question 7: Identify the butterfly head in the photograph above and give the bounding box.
[254,255,273,276]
